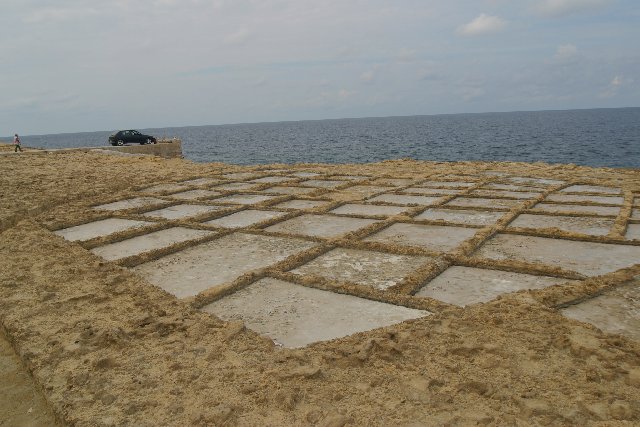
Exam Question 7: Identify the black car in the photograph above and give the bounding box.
[109,130,157,146]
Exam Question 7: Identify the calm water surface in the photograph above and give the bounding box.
[12,108,640,168]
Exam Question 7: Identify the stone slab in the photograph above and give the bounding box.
[202,278,429,348]
[179,177,225,187]
[632,209,640,219]
[445,197,522,209]
[140,183,189,194]
[483,183,544,192]
[142,204,224,220]
[367,194,444,206]
[134,233,316,298]
[415,208,505,226]
[250,176,297,184]
[545,194,624,205]
[420,181,475,188]
[300,179,346,189]
[273,199,333,210]
[402,187,462,196]
[416,266,573,306]
[561,283,640,341]
[290,171,321,178]
[469,190,542,199]
[204,210,287,229]
[364,223,477,252]
[214,182,259,191]
[560,185,621,195]
[292,248,432,290]
[266,214,378,238]
[54,218,153,242]
[213,194,278,205]
[474,234,640,276]
[93,197,165,211]
[222,172,260,180]
[626,224,640,240]
[532,203,620,216]
[330,204,410,217]
[169,189,221,200]
[91,227,215,261]
[262,186,317,195]
[509,214,614,236]
[372,178,415,187]
[328,175,370,181]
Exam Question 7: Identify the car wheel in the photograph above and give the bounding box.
[117,140,124,146]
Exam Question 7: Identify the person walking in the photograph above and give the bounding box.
[13,134,23,152]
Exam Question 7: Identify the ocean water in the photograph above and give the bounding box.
[10,108,640,168]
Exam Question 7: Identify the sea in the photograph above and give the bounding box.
[9,107,640,168]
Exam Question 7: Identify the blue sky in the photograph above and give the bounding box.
[1,0,639,135]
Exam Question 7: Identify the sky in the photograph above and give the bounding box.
[1,0,639,135]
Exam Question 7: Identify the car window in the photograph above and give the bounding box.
[132,130,140,135]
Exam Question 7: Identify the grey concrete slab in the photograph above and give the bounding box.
[300,179,347,188]
[202,278,429,348]
[415,208,505,226]
[420,181,476,188]
[469,189,542,199]
[261,186,317,195]
[142,204,224,220]
[532,203,621,216]
[625,224,640,240]
[402,187,462,196]
[474,234,640,276]
[93,197,165,211]
[265,214,378,238]
[330,204,410,217]
[179,177,225,187]
[250,176,297,184]
[204,210,288,229]
[213,194,278,205]
[506,177,564,186]
[328,175,370,181]
[632,209,640,220]
[367,194,444,206]
[510,214,614,236]
[140,183,189,194]
[292,248,432,290]
[372,178,416,187]
[90,227,215,261]
[168,189,221,200]
[134,233,316,298]
[545,194,624,205]
[561,283,640,341]
[55,218,153,242]
[214,182,260,191]
[560,185,622,195]
[273,199,333,210]
[344,185,395,197]
[416,266,573,306]
[364,223,477,252]
[445,197,523,209]
[222,172,260,180]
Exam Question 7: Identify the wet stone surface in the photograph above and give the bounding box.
[562,281,640,341]
[364,223,477,252]
[91,227,216,261]
[202,277,429,348]
[474,234,640,276]
[416,266,574,306]
[265,214,378,238]
[134,233,316,298]
[292,247,432,290]
[55,218,153,242]
[509,214,615,236]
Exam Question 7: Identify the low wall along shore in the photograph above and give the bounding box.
[0,140,183,159]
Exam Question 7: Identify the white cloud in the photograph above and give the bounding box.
[553,43,578,61]
[457,13,507,36]
[534,0,611,17]
[600,75,633,98]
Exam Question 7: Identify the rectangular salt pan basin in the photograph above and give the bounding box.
[55,218,153,242]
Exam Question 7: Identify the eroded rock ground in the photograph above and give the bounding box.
[1,146,639,425]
